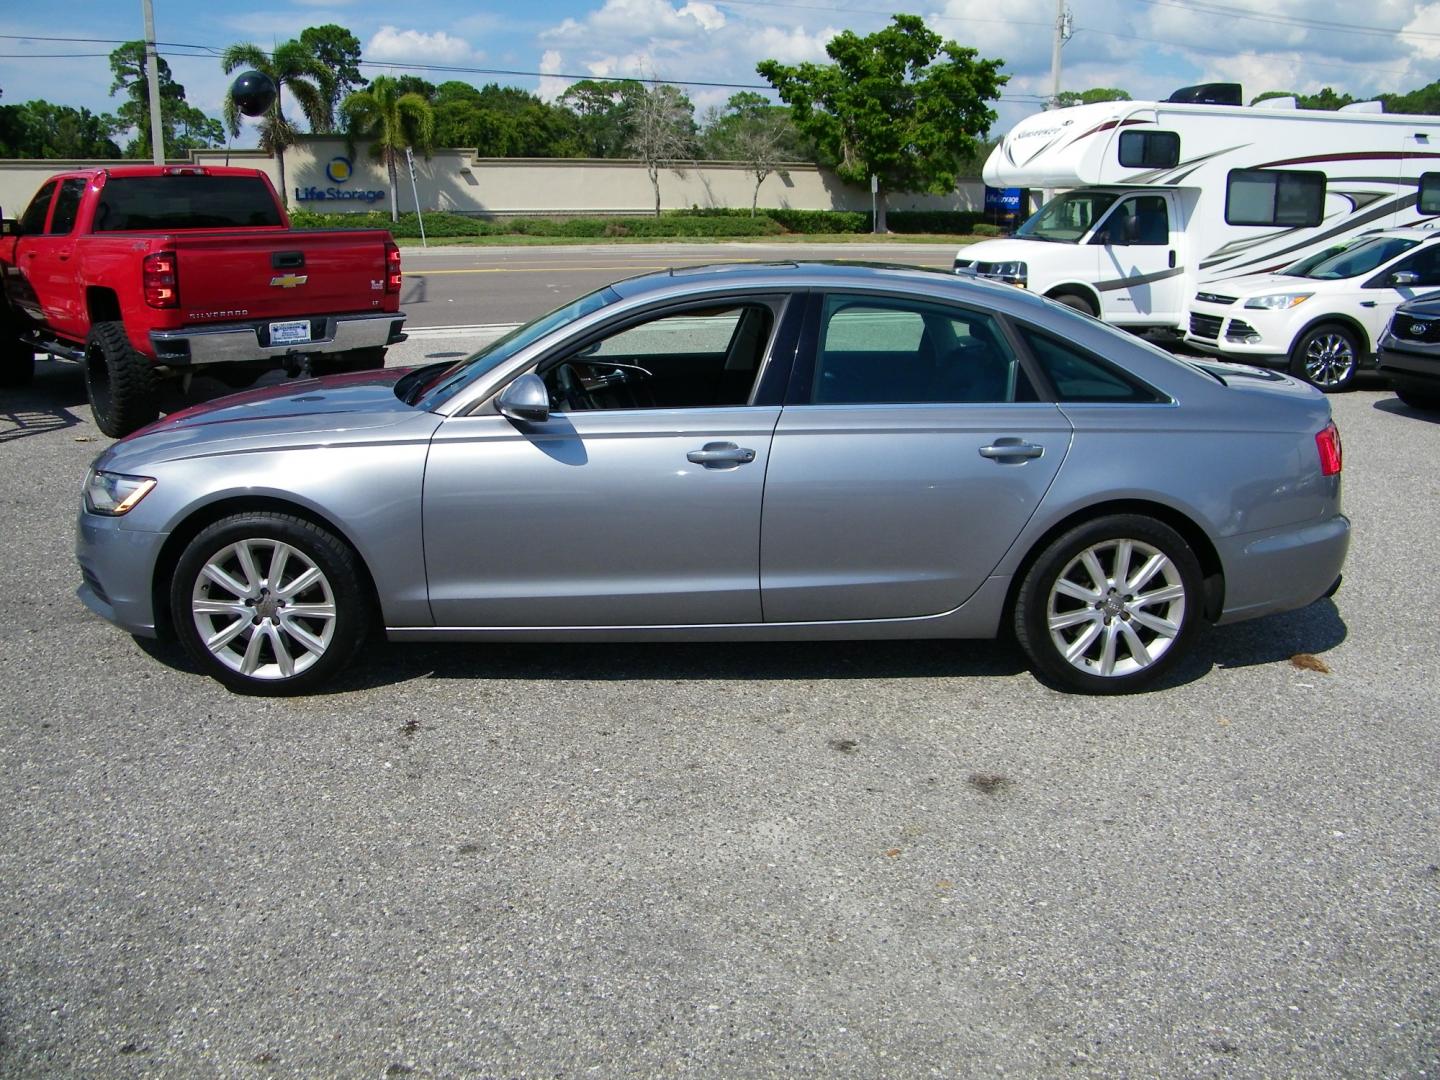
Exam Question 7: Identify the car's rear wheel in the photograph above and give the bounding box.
[1014,514,1203,693]
[170,512,373,695]
[1052,292,1097,317]
[1289,324,1360,392]
[85,320,157,437]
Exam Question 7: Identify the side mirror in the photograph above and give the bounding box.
[1,218,19,237]
[1391,270,1421,287]
[496,372,550,423]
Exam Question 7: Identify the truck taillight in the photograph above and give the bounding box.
[143,251,178,308]
[385,242,402,294]
[1316,420,1342,476]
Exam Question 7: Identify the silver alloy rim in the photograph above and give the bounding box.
[1302,333,1355,388]
[191,538,336,680]
[1046,538,1186,678]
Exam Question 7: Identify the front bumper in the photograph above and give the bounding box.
[1377,339,1440,384]
[75,510,168,637]
[1183,304,1286,364]
[1214,513,1351,625]
[150,310,407,367]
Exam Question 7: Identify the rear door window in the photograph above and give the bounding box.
[47,179,87,235]
[1014,324,1165,403]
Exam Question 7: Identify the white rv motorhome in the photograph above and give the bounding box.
[957,84,1440,330]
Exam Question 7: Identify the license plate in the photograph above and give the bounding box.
[269,320,311,345]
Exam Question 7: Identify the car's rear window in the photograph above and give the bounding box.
[93,175,283,231]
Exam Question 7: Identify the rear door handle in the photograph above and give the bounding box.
[979,441,1044,461]
[687,441,756,467]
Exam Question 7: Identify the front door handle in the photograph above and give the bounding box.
[1360,300,1377,307]
[687,441,756,467]
[979,440,1044,461]
[1168,249,1176,268]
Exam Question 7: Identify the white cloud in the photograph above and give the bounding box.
[537,49,570,102]
[366,26,475,64]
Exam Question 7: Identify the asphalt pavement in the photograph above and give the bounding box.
[1,261,1438,1077]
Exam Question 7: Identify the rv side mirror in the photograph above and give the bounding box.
[1420,173,1440,216]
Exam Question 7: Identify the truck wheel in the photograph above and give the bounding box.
[1052,292,1097,318]
[1289,324,1359,392]
[85,321,157,437]
[312,347,387,377]
[0,338,35,388]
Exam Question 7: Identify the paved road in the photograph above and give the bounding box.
[397,242,960,327]
[2,297,1438,1076]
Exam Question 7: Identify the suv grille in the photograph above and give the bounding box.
[1392,316,1440,343]
[1194,291,1238,306]
[1225,319,1258,340]
[1189,313,1223,339]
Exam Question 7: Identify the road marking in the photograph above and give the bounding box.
[405,323,519,338]
[409,262,759,275]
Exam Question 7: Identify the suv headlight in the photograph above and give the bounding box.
[84,470,156,516]
[977,261,1028,287]
[1244,292,1313,310]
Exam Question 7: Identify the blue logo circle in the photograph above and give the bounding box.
[326,156,353,184]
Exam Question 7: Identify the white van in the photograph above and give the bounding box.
[957,84,1440,330]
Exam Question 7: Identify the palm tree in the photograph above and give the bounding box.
[221,40,333,201]
[339,76,435,224]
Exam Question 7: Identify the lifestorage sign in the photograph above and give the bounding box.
[295,155,384,203]
[294,185,385,203]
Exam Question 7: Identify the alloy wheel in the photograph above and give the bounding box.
[1302,332,1356,389]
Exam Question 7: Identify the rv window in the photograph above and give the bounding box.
[1118,131,1180,170]
[1225,169,1325,227]
[1419,173,1440,216]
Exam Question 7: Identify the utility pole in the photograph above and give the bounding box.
[1048,0,1073,111]
[141,0,165,164]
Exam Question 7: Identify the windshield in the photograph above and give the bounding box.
[409,285,622,409]
[1016,191,1119,243]
[1283,236,1418,280]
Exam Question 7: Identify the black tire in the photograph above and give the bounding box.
[169,512,374,695]
[1014,514,1204,694]
[1052,292,1097,317]
[0,336,36,388]
[85,320,157,437]
[1393,381,1440,411]
[1289,323,1360,392]
[311,347,387,377]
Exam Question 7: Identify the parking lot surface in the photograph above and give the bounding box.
[2,334,1438,1076]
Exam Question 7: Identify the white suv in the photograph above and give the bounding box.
[1182,228,1440,391]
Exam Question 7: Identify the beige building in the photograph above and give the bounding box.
[2,135,984,221]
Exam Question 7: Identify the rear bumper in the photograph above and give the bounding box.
[150,310,407,366]
[1214,514,1350,625]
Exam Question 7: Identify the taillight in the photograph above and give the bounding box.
[143,250,178,308]
[1316,420,1342,476]
[385,241,402,294]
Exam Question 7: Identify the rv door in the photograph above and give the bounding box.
[1089,192,1184,326]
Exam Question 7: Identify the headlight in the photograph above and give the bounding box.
[1244,292,1313,310]
[978,261,1028,287]
[84,470,156,516]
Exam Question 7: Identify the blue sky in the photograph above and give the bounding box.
[3,0,1439,148]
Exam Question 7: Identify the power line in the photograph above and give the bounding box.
[1126,0,1440,41]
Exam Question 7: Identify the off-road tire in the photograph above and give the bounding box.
[1014,514,1203,694]
[85,320,157,437]
[169,512,374,696]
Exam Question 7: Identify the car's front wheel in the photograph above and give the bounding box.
[1289,323,1360,392]
[1014,514,1203,693]
[170,512,373,695]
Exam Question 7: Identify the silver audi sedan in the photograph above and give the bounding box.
[76,263,1349,695]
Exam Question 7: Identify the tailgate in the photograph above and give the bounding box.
[170,230,391,320]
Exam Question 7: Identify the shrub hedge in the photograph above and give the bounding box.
[288,208,992,238]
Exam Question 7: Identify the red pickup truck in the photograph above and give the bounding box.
[0,165,406,436]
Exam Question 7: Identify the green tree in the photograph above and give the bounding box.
[300,24,367,129]
[340,74,436,222]
[394,76,438,102]
[758,14,1006,231]
[222,40,333,200]
[0,96,122,159]
[701,92,803,214]
[108,41,224,158]
[559,79,639,157]
[1054,87,1131,108]
[1251,88,1357,110]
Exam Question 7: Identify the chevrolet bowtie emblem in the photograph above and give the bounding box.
[270,273,308,288]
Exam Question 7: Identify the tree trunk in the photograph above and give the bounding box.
[874,189,888,234]
[650,162,661,218]
[751,180,760,217]
[271,92,286,209]
[387,153,400,223]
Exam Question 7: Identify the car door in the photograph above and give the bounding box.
[21,178,87,339]
[5,180,59,323]
[1092,193,1182,324]
[1359,241,1440,347]
[759,292,1072,623]
[422,296,798,627]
